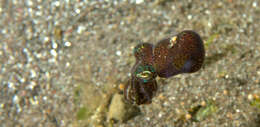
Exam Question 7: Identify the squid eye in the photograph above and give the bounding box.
[134,65,156,83]
[136,70,153,82]
[153,30,205,78]
[124,63,158,105]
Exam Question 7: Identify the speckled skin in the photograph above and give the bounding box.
[125,43,158,105]
[124,75,157,105]
[134,43,154,65]
[124,62,158,105]
[125,30,205,105]
[154,30,205,78]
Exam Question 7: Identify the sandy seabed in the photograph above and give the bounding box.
[0,0,260,127]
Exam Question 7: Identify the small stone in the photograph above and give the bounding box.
[50,49,57,57]
[187,15,192,20]
[248,94,253,100]
[223,90,228,95]
[116,50,121,56]
[226,112,233,119]
[252,2,257,7]
[108,93,140,123]
[253,94,259,99]
[201,101,206,107]
[118,83,124,91]
[64,41,71,47]
[13,95,19,104]
[185,113,192,120]
[52,42,58,49]
[135,0,144,4]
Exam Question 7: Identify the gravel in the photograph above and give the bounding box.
[0,0,259,127]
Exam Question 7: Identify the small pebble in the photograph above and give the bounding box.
[135,0,144,4]
[185,114,192,120]
[108,93,140,122]
[64,41,71,47]
[201,101,206,107]
[116,50,122,56]
[248,94,253,100]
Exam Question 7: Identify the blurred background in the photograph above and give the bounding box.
[0,0,260,126]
